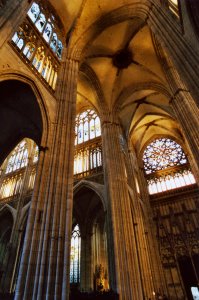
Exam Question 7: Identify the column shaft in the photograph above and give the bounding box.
[15,57,78,300]
[126,146,167,299]
[102,119,143,300]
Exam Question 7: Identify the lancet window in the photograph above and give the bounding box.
[164,0,179,17]
[75,109,101,145]
[168,0,179,17]
[74,109,102,178]
[10,1,63,91]
[143,138,196,194]
[0,139,39,200]
[5,140,28,174]
[70,224,81,284]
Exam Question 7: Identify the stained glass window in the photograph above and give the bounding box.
[75,109,101,146]
[43,23,52,42]
[74,145,102,175]
[50,33,57,52]
[23,43,35,60]
[27,2,63,59]
[143,138,187,175]
[35,13,46,32]
[0,139,39,199]
[27,2,40,22]
[70,225,81,283]
[11,1,63,91]
[5,141,28,174]
[143,138,196,194]
[33,145,39,163]
[168,0,179,17]
[74,109,102,177]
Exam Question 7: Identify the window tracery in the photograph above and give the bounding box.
[168,0,179,17]
[70,224,81,284]
[143,138,196,194]
[5,140,28,174]
[74,109,102,178]
[163,0,179,18]
[10,1,63,91]
[143,138,187,175]
[75,109,101,145]
[0,139,39,200]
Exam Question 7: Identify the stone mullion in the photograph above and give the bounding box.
[148,2,199,100]
[102,120,143,300]
[0,0,32,49]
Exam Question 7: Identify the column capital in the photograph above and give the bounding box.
[169,88,190,104]
[61,47,81,63]
[100,111,121,128]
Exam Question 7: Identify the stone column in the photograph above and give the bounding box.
[125,144,168,299]
[14,54,79,300]
[137,163,169,297]
[80,233,92,291]
[101,115,143,300]
[171,90,199,183]
[147,1,199,103]
[0,0,32,49]
[155,40,199,183]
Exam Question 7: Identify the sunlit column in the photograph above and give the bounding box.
[150,37,199,185]
[101,114,143,300]
[15,52,79,300]
[147,2,199,102]
[127,146,168,299]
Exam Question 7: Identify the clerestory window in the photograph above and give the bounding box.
[143,138,196,194]
[11,1,63,91]
[75,109,101,146]
[74,109,102,178]
[167,0,179,18]
[5,140,28,174]
[0,139,39,199]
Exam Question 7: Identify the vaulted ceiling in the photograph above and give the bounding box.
[50,0,184,155]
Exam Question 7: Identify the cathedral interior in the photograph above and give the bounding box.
[0,0,199,299]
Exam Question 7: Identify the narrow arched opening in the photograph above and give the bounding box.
[71,184,108,297]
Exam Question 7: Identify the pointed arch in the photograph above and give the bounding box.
[74,180,106,212]
[0,73,50,164]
